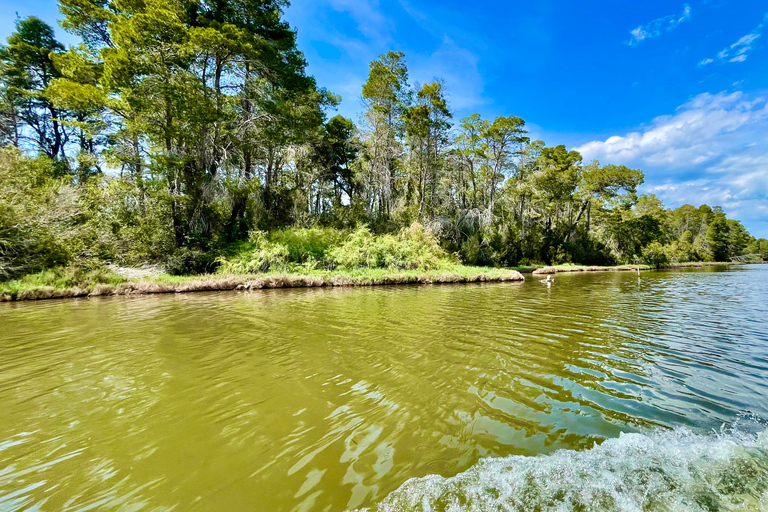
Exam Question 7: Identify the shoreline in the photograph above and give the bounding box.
[0,261,759,303]
[529,261,747,275]
[0,267,525,302]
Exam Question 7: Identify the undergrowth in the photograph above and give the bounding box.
[216,223,455,274]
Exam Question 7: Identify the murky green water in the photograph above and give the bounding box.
[1,266,768,511]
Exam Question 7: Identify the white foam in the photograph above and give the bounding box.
[360,427,768,511]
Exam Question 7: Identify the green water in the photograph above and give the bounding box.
[1,266,768,511]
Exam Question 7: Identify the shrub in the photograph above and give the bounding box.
[166,248,220,275]
[642,241,669,268]
[661,239,696,263]
[460,234,483,266]
[216,224,453,274]
[327,223,451,270]
[215,232,290,274]
[0,149,73,280]
[269,227,348,263]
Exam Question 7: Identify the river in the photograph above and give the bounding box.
[1,265,767,511]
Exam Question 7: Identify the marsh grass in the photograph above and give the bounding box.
[0,264,525,302]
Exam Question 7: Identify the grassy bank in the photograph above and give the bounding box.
[1,260,758,302]
[1,221,758,302]
[0,265,526,302]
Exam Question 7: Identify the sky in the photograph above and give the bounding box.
[2,0,767,237]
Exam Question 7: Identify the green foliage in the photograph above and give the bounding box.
[328,223,452,270]
[0,149,180,280]
[216,232,290,274]
[165,248,219,275]
[0,264,124,296]
[746,238,768,260]
[0,149,72,279]
[661,237,697,263]
[217,227,348,274]
[269,227,349,263]
[217,224,452,274]
[1,5,762,287]
[706,209,730,262]
[642,241,669,268]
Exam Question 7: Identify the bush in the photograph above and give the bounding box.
[269,227,348,263]
[166,248,219,275]
[215,232,290,274]
[216,224,453,274]
[0,149,74,280]
[642,241,669,268]
[459,233,483,266]
[328,223,451,270]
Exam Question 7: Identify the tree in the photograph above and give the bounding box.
[0,17,68,161]
[360,51,409,217]
[404,81,452,219]
[533,145,580,235]
[726,219,749,258]
[56,0,332,247]
[482,115,527,209]
[575,162,643,235]
[304,114,359,217]
[706,207,729,261]
[454,113,488,209]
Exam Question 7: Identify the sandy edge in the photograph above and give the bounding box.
[531,261,746,275]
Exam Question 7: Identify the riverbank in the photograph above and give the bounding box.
[2,261,758,302]
[0,265,526,302]
[529,261,746,275]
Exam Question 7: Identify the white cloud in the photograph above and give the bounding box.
[627,4,692,46]
[576,91,768,237]
[577,91,767,167]
[699,13,767,66]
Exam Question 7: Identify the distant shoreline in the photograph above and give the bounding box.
[527,261,747,275]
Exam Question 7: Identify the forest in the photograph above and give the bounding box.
[2,0,767,286]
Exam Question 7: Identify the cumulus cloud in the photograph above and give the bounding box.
[577,91,767,167]
[627,4,692,46]
[576,91,768,237]
[699,13,767,66]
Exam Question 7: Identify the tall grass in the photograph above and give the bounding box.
[0,265,125,298]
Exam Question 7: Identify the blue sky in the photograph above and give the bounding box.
[2,0,767,237]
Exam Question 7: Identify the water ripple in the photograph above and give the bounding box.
[0,265,767,510]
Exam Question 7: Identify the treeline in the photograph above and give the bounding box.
[1,1,766,280]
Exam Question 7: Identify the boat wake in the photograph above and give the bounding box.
[359,426,768,511]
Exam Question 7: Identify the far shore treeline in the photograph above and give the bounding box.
[1,0,767,286]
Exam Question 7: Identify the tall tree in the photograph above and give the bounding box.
[0,17,68,161]
[482,115,528,209]
[404,81,452,219]
[56,0,332,245]
[360,51,409,218]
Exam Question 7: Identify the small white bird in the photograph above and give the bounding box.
[540,274,554,284]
